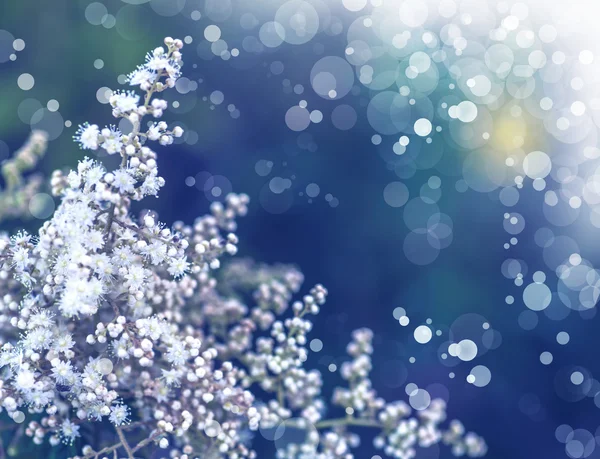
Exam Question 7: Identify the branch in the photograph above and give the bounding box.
[115,426,134,459]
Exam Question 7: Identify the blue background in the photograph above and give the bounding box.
[1,1,599,458]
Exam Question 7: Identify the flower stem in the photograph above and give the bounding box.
[115,426,135,459]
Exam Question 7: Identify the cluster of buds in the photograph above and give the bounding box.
[0,130,48,223]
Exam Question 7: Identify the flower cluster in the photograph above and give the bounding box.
[0,130,48,223]
[0,38,486,459]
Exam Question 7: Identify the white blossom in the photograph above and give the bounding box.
[74,123,100,150]
[100,126,123,154]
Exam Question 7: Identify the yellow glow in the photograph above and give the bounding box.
[490,117,527,151]
[489,110,545,155]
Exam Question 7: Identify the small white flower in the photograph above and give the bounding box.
[15,370,36,391]
[74,123,100,150]
[112,169,136,194]
[145,55,169,72]
[109,404,130,426]
[124,265,146,291]
[83,229,105,252]
[168,256,189,277]
[60,420,80,444]
[11,246,29,270]
[67,171,81,189]
[126,65,156,87]
[142,241,167,265]
[28,309,54,329]
[140,175,162,196]
[112,246,135,267]
[147,124,161,141]
[53,333,75,354]
[51,360,74,383]
[166,341,189,366]
[100,127,123,155]
[85,165,105,186]
[110,90,140,113]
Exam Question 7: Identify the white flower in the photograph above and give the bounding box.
[11,246,29,270]
[83,229,105,252]
[110,90,140,114]
[168,256,189,277]
[28,309,54,329]
[67,171,81,189]
[74,123,100,150]
[26,390,53,408]
[166,341,189,366]
[112,337,131,360]
[109,404,130,426]
[53,333,75,354]
[51,360,74,383]
[161,368,182,386]
[112,169,136,193]
[91,253,114,280]
[60,420,80,444]
[23,327,53,350]
[15,370,36,391]
[140,175,162,196]
[147,123,161,140]
[100,127,123,155]
[124,265,146,291]
[126,65,156,87]
[145,55,169,72]
[136,317,164,341]
[85,164,105,186]
[142,241,167,265]
[112,246,135,267]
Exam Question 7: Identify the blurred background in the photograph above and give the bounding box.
[2,0,600,457]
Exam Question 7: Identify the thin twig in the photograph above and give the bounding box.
[115,426,135,459]
[85,441,122,459]
[131,430,162,453]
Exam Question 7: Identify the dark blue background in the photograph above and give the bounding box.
[1,1,599,458]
